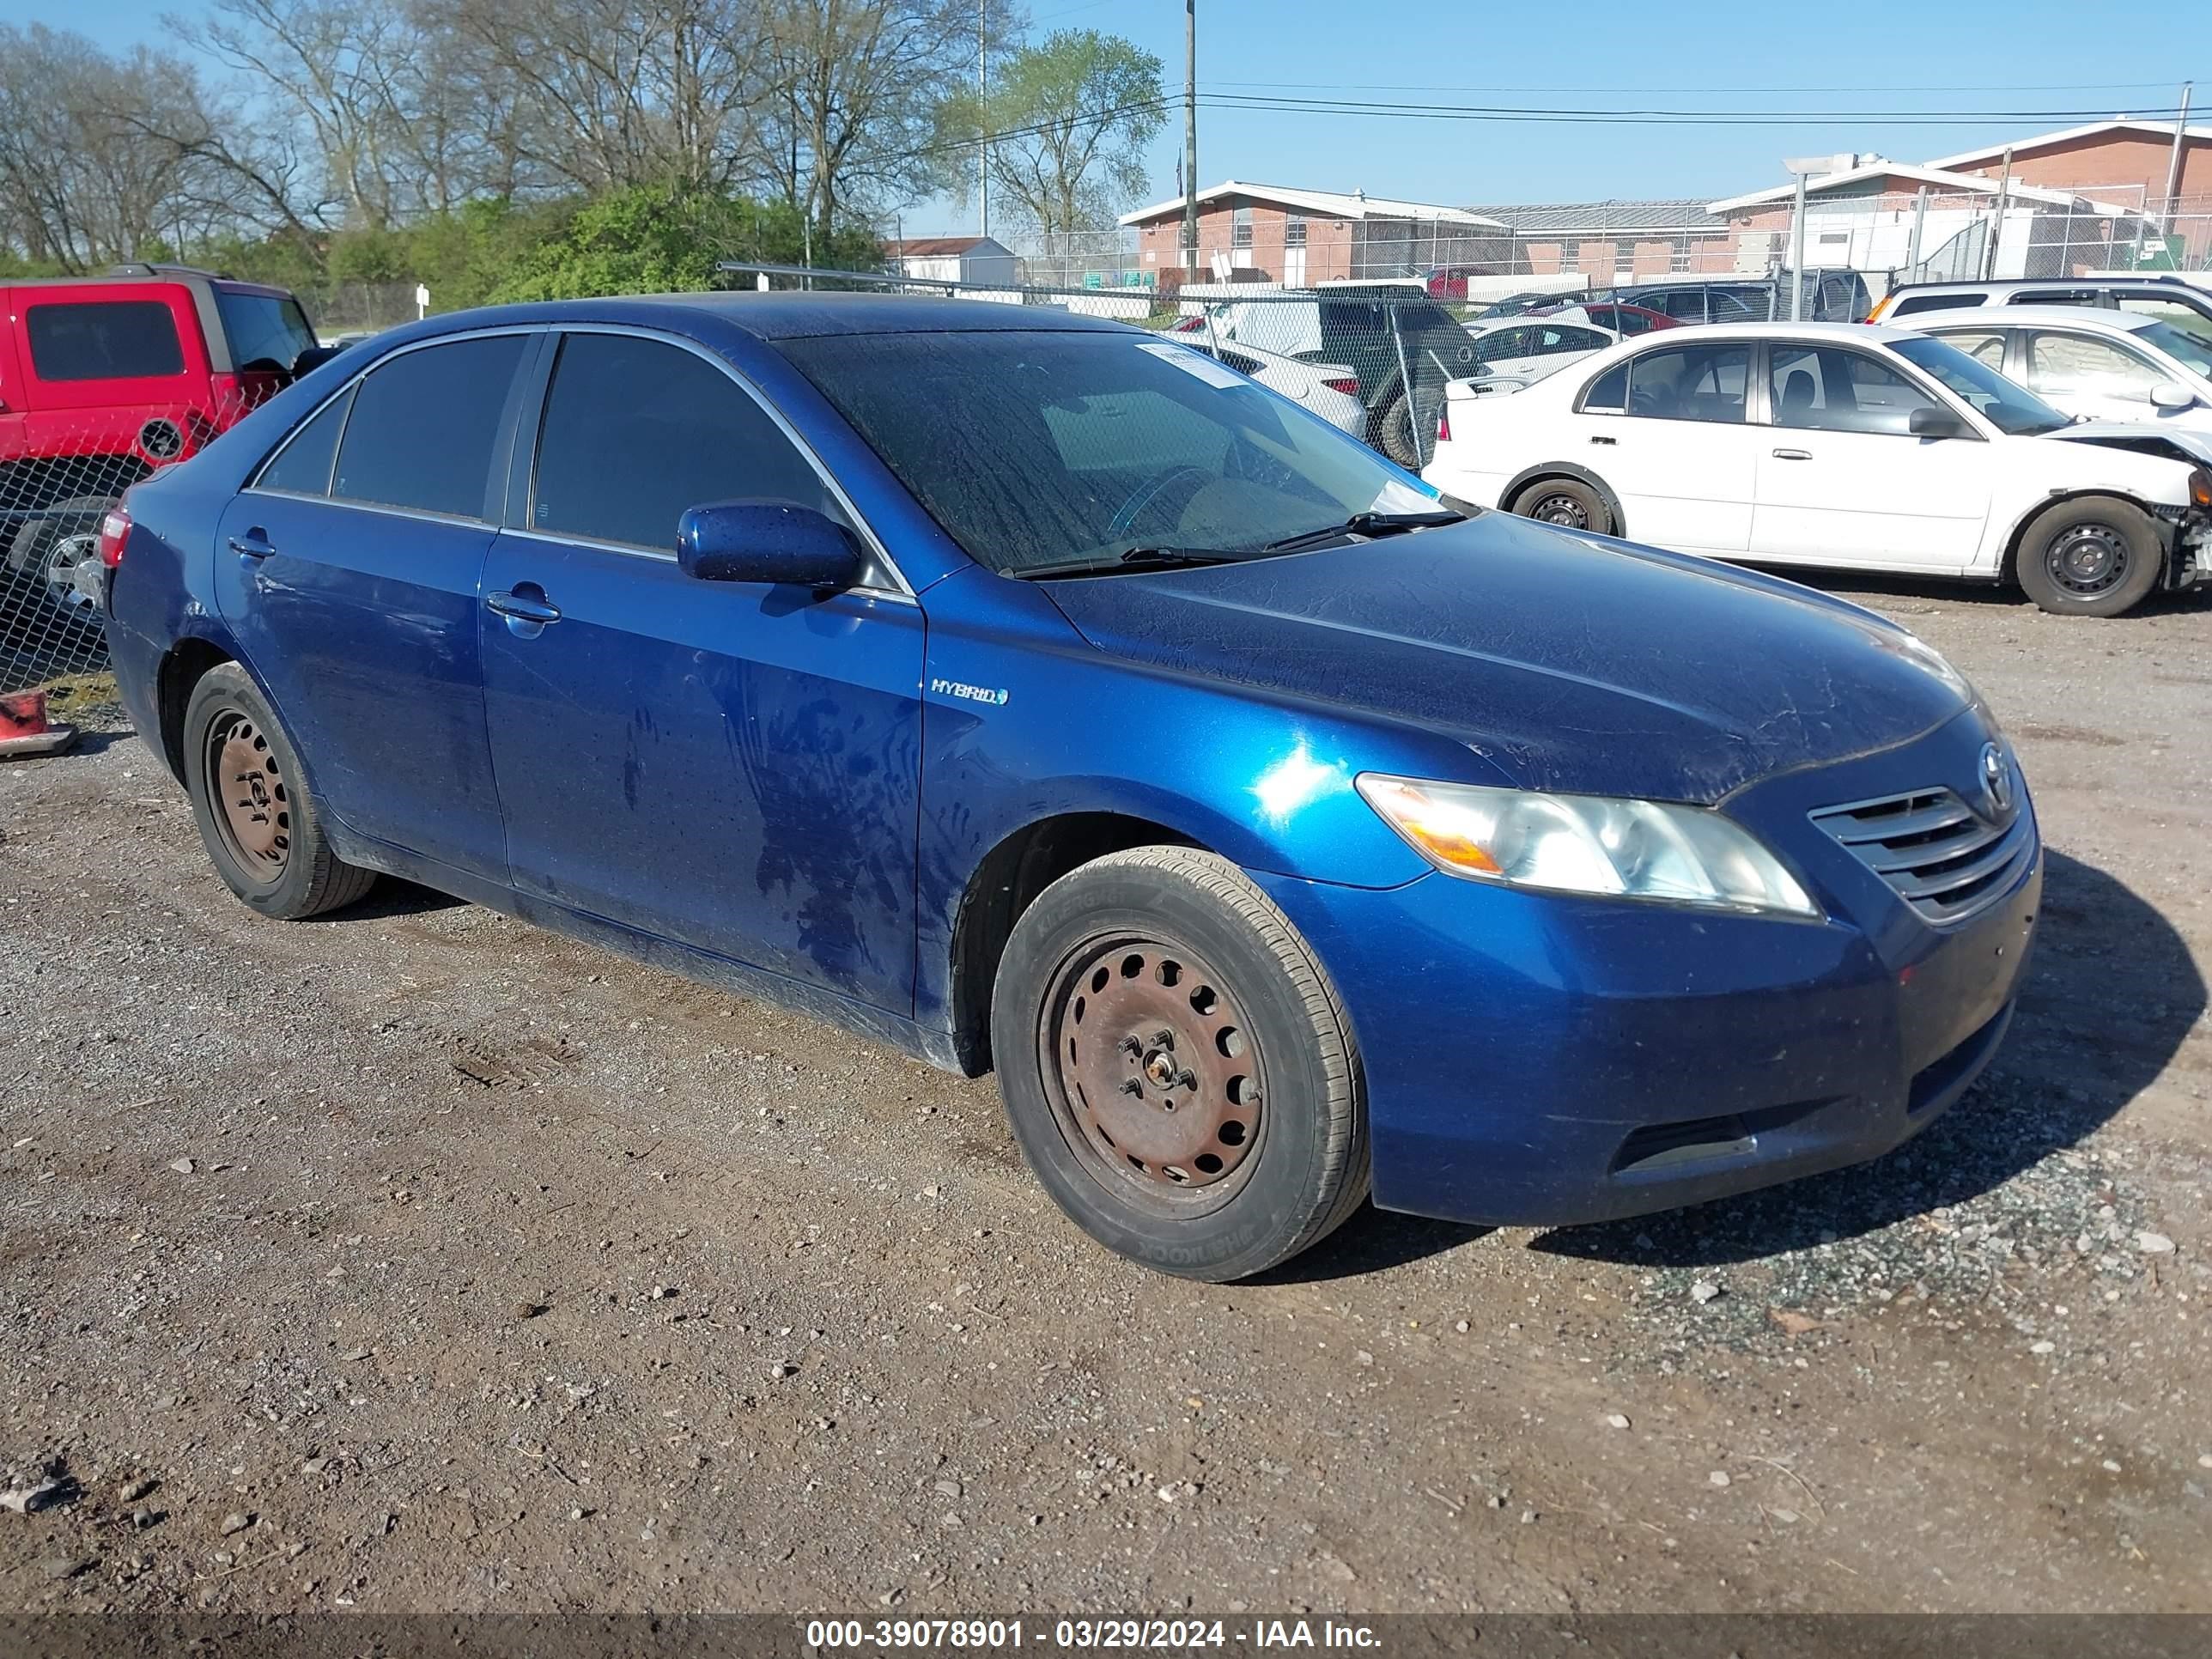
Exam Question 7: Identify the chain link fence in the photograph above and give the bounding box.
[2,384,264,696]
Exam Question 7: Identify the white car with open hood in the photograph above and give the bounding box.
[1423,320,2212,617]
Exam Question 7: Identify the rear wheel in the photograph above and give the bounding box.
[1,497,112,666]
[1510,477,1613,535]
[181,664,377,919]
[2014,495,2162,617]
[990,846,1368,1281]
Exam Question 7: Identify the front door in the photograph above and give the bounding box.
[2021,328,2173,424]
[1752,342,1995,573]
[477,330,926,1016]
[213,331,534,881]
[1574,338,1759,554]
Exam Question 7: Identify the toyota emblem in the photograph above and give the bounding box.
[1978,743,2014,817]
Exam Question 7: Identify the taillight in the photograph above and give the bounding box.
[1322,376,1358,395]
[1864,295,1894,324]
[1436,404,1453,444]
[98,504,133,569]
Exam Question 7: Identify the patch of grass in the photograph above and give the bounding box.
[39,671,120,708]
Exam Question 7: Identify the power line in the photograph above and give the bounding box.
[1196,92,2196,126]
[1203,78,2206,95]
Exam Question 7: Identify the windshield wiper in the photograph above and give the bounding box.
[1011,546,1243,580]
[1261,509,1466,555]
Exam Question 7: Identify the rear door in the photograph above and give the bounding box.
[1571,339,1758,553]
[1752,342,1996,572]
[214,331,534,884]
[477,329,926,1014]
[2021,328,2172,423]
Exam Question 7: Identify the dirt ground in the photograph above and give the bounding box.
[3,576,2209,1618]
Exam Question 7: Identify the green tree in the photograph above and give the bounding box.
[947,29,1164,234]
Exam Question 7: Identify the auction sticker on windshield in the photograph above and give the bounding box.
[1134,341,1250,389]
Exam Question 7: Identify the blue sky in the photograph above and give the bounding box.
[23,0,2209,228]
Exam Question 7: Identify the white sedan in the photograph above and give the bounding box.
[1166,327,1368,436]
[1890,305,2212,438]
[1455,316,1617,394]
[1424,320,2212,617]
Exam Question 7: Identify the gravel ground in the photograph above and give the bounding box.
[2,581,2209,1615]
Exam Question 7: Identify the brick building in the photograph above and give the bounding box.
[1117,182,1509,285]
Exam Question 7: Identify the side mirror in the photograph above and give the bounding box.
[2149,382,2198,411]
[677,500,863,592]
[1909,406,1970,439]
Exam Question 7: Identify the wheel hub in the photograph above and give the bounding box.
[1532,493,1588,528]
[44,532,100,611]
[209,714,291,876]
[1044,937,1264,1193]
[2047,523,2126,596]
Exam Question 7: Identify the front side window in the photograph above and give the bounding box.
[331,333,527,518]
[1767,345,1940,435]
[1618,343,1749,422]
[1891,335,2069,435]
[216,289,318,372]
[255,386,354,496]
[531,333,841,553]
[25,301,185,381]
[778,331,1437,576]
[2027,331,2163,401]
[2135,319,2212,379]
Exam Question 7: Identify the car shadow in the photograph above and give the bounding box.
[1530,848,2200,1269]
[327,877,466,921]
[1793,568,2212,619]
[1269,848,2197,1282]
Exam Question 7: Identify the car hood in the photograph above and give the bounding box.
[1040,514,1973,804]
[2049,420,2212,470]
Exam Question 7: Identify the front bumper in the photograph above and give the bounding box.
[1255,711,2039,1228]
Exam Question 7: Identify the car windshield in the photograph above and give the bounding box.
[216,289,318,373]
[2139,319,2212,379]
[778,331,1439,577]
[1890,335,2072,436]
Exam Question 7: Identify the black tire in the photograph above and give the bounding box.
[181,663,377,919]
[1510,476,1613,535]
[989,845,1369,1282]
[1375,393,1423,469]
[2014,495,2164,617]
[1,496,111,659]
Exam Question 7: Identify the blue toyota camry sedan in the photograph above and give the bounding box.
[99,293,2039,1280]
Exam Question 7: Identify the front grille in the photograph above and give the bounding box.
[1809,787,2033,926]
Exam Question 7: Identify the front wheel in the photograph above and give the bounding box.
[2014,495,2163,617]
[990,846,1369,1281]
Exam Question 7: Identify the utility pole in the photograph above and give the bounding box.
[1182,0,1199,278]
[978,0,989,238]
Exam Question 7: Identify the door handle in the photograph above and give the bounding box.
[486,588,562,624]
[1771,447,1814,460]
[228,528,276,560]
[1589,434,1617,446]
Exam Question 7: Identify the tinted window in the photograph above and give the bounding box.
[1473,327,1533,363]
[1768,345,1940,434]
[25,301,185,380]
[1658,290,1708,321]
[332,334,526,518]
[256,387,353,495]
[216,289,318,372]
[532,333,837,551]
[1623,343,1749,422]
[1888,293,1982,318]
[1580,362,1629,412]
[2115,295,2212,343]
[780,331,1437,576]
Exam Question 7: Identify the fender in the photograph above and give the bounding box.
[1498,460,1628,534]
[1996,487,2179,586]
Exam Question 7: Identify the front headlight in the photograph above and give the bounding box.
[1357,775,1820,918]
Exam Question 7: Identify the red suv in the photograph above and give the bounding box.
[2,264,322,666]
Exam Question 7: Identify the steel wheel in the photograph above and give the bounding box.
[1039,932,1266,1206]
[2042,520,2130,599]
[1527,489,1590,528]
[204,709,292,881]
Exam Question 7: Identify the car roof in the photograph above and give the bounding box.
[1905,304,2165,333]
[415,290,1138,343]
[1893,276,2190,295]
[1615,319,1917,346]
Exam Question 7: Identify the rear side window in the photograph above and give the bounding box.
[1888,293,1982,318]
[1620,343,1750,423]
[24,301,185,380]
[333,335,527,519]
[530,333,838,551]
[256,386,353,495]
[1580,362,1629,412]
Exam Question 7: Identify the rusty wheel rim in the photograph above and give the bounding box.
[205,709,291,881]
[1039,933,1266,1203]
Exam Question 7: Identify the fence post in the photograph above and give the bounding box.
[1907,187,1929,275]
